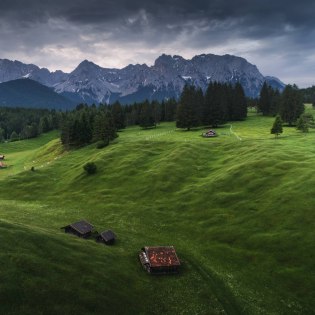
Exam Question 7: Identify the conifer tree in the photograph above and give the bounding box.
[0,128,4,142]
[296,113,314,133]
[93,111,117,142]
[176,85,200,130]
[296,116,308,133]
[204,82,228,127]
[232,83,247,120]
[139,100,156,128]
[111,101,126,130]
[280,84,304,126]
[258,82,271,115]
[271,115,283,137]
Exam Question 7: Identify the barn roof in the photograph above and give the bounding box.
[69,220,93,234]
[144,246,181,267]
[100,230,116,242]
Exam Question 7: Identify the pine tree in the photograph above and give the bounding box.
[176,85,200,130]
[269,89,281,116]
[271,115,283,137]
[296,116,308,133]
[93,110,117,142]
[258,82,271,115]
[280,84,304,126]
[0,128,4,142]
[203,82,228,127]
[232,83,247,120]
[296,113,314,133]
[139,100,155,128]
[111,101,126,130]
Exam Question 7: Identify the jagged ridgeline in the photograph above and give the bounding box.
[0,54,285,108]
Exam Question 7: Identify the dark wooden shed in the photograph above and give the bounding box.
[62,220,94,238]
[139,246,181,274]
[96,230,116,245]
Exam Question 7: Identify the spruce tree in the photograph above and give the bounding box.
[280,84,304,126]
[232,83,247,120]
[139,100,155,128]
[296,116,308,133]
[0,128,4,142]
[111,101,126,130]
[176,85,200,130]
[271,115,283,137]
[203,82,228,127]
[296,113,314,133]
[258,82,271,115]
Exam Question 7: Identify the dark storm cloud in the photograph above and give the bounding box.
[0,0,314,86]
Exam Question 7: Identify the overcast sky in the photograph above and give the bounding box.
[0,0,314,87]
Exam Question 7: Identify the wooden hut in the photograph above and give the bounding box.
[62,220,93,238]
[139,246,181,274]
[96,230,116,245]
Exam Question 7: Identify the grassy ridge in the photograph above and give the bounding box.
[0,112,314,314]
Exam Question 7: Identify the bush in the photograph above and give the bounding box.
[96,139,109,149]
[83,162,97,175]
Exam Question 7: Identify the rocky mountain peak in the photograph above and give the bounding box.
[0,53,286,105]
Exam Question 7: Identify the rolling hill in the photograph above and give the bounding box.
[0,78,75,110]
[0,111,314,314]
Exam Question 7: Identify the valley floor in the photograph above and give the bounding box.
[0,111,314,315]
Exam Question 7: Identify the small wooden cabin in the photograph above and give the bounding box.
[96,230,116,245]
[202,130,217,138]
[139,246,181,274]
[62,220,93,238]
[0,155,5,160]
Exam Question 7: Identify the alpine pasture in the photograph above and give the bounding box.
[0,109,314,315]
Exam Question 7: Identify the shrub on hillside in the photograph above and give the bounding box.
[96,139,109,149]
[83,162,97,175]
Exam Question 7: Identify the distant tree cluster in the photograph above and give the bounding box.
[258,82,281,116]
[259,83,305,126]
[124,98,177,127]
[0,107,60,142]
[60,104,117,148]
[60,98,178,147]
[299,85,315,104]
[176,82,247,130]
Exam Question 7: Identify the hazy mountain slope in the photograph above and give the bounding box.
[0,78,75,109]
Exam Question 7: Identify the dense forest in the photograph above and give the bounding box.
[0,107,61,142]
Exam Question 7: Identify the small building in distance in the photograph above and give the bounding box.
[139,246,181,274]
[202,129,217,138]
[96,230,116,245]
[0,155,5,160]
[62,220,94,238]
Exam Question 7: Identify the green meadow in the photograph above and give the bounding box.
[0,109,314,315]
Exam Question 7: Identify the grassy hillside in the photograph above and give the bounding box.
[0,110,314,314]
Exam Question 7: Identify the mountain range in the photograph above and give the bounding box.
[0,54,285,108]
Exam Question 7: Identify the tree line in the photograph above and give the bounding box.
[60,99,178,147]
[0,107,60,142]
[257,82,305,126]
[257,82,315,137]
[176,82,247,130]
